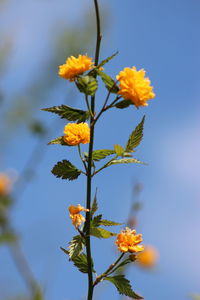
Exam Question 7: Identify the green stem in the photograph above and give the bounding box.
[92,155,118,176]
[85,1,102,300]
[85,94,93,117]
[78,144,88,172]
[93,253,125,287]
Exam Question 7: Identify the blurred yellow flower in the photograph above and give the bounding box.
[58,55,94,81]
[115,227,144,253]
[0,173,11,196]
[136,245,158,268]
[116,67,155,107]
[68,204,89,228]
[64,123,90,146]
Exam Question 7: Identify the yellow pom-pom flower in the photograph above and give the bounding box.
[68,204,89,228]
[116,67,155,107]
[115,227,144,253]
[0,173,11,196]
[58,55,94,82]
[136,245,158,268]
[63,122,90,146]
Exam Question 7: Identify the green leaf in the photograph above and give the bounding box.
[72,253,89,273]
[104,275,143,299]
[114,144,124,156]
[115,99,133,109]
[51,160,81,181]
[72,253,95,274]
[42,105,90,122]
[108,158,145,167]
[68,235,85,259]
[91,190,98,217]
[0,232,17,244]
[125,116,145,152]
[90,227,117,239]
[91,214,102,227]
[100,219,123,226]
[92,149,115,161]
[0,195,13,208]
[97,52,118,68]
[76,76,98,96]
[48,136,71,146]
[97,70,119,93]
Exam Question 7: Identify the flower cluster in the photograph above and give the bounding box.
[68,204,89,228]
[136,245,158,268]
[64,122,90,146]
[115,227,144,253]
[59,55,94,82]
[0,173,11,196]
[116,67,155,107]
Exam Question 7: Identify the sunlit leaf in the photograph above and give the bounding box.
[125,116,145,152]
[100,219,123,226]
[92,149,115,161]
[42,105,90,122]
[68,235,85,259]
[97,70,119,93]
[76,76,98,96]
[114,144,124,156]
[104,275,143,299]
[48,136,71,146]
[90,227,117,239]
[91,190,98,217]
[97,52,118,68]
[108,158,145,166]
[52,160,81,181]
[72,253,95,274]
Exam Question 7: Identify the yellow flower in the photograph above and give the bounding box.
[63,122,90,146]
[116,67,155,107]
[115,227,144,253]
[58,55,94,81]
[68,204,89,228]
[136,245,158,268]
[0,173,11,196]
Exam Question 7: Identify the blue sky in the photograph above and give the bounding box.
[1,0,200,300]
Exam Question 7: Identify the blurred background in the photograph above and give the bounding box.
[0,0,200,299]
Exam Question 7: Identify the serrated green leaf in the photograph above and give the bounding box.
[104,275,143,299]
[91,214,102,227]
[72,253,89,273]
[48,136,71,146]
[108,158,145,166]
[42,105,90,122]
[100,219,123,226]
[72,253,95,274]
[92,149,115,161]
[98,52,118,68]
[68,235,85,259]
[125,116,145,152]
[51,160,81,181]
[97,70,119,93]
[76,76,98,96]
[91,190,98,217]
[90,227,117,239]
[115,99,133,109]
[114,144,124,156]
